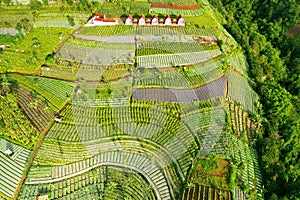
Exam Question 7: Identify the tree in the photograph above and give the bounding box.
[29,0,43,10]
[67,15,75,26]
[43,0,48,6]
[16,18,31,34]
[32,37,41,48]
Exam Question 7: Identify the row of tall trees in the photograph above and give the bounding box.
[208,0,300,199]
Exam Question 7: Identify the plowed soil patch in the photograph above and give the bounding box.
[151,3,201,10]
[286,24,300,39]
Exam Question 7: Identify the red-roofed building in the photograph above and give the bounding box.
[164,15,172,26]
[151,15,159,25]
[138,15,146,25]
[177,15,185,26]
[85,13,119,26]
[125,15,133,25]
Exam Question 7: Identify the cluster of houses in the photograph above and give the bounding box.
[85,13,185,26]
[125,14,185,26]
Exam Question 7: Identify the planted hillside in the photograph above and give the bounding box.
[0,1,276,200]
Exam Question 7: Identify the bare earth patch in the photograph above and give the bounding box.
[286,24,300,39]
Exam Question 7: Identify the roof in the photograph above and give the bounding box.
[152,15,158,19]
[94,13,105,18]
[177,14,184,19]
[4,149,13,155]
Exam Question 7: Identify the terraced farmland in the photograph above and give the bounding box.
[0,2,265,200]
[0,139,31,198]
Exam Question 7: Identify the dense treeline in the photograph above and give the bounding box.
[208,0,300,199]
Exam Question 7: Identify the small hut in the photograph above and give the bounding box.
[138,15,146,25]
[177,15,185,26]
[4,149,13,156]
[125,15,133,25]
[164,15,172,26]
[151,15,159,25]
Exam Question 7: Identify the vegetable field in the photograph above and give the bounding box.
[0,139,31,198]
[0,4,264,200]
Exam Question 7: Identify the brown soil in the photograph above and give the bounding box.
[209,158,229,177]
[286,24,300,39]
[151,3,201,10]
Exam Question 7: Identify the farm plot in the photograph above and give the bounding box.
[178,64,224,87]
[30,148,177,199]
[133,69,194,88]
[73,34,135,43]
[209,133,263,197]
[40,65,78,81]
[151,0,198,6]
[44,105,197,164]
[33,12,89,29]
[180,184,232,200]
[227,70,259,114]
[0,27,72,73]
[78,25,135,36]
[135,35,195,43]
[102,166,156,200]
[30,104,197,185]
[25,76,75,101]
[22,166,156,200]
[132,76,226,102]
[66,37,135,50]
[136,50,221,68]
[151,7,203,16]
[181,108,226,156]
[98,1,131,16]
[0,91,40,149]
[57,44,135,65]
[8,74,73,112]
[136,41,218,56]
[133,65,223,89]
[227,52,248,75]
[228,103,261,142]
[73,78,132,102]
[22,166,106,199]
[136,26,187,36]
[185,27,219,36]
[17,88,55,132]
[0,139,31,198]
[0,8,33,28]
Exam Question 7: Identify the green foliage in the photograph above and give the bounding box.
[29,0,43,10]
[209,0,300,199]
[0,35,19,45]
[3,0,11,5]
[16,18,31,34]
[0,91,40,149]
[42,0,48,6]
[228,163,236,191]
[0,27,72,73]
[66,15,75,26]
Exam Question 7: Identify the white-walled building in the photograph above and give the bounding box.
[125,15,133,25]
[177,15,185,26]
[138,15,146,25]
[164,15,172,26]
[151,15,159,25]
